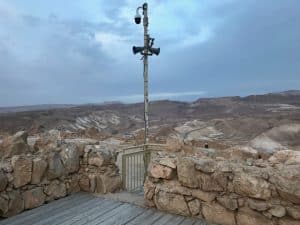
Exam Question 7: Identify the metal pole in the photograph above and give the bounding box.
[143,3,149,146]
[142,3,150,182]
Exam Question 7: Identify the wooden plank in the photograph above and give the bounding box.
[0,192,210,225]
[97,204,145,225]
[1,193,87,224]
[179,217,197,225]
[164,214,185,225]
[1,193,92,225]
[124,209,154,225]
[150,213,175,225]
[33,197,102,225]
[87,204,129,225]
[131,210,165,225]
[57,199,119,225]
[192,219,209,225]
[72,201,124,225]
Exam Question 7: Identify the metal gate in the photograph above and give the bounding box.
[121,144,165,192]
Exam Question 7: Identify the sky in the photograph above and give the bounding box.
[0,0,299,106]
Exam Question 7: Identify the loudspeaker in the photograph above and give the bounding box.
[149,47,160,55]
[132,46,144,54]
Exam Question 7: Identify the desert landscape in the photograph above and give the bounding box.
[1,90,300,225]
[1,1,300,224]
[1,90,299,155]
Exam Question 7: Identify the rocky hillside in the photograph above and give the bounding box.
[0,90,299,154]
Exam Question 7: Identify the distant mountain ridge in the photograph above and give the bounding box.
[0,90,299,135]
[0,90,299,114]
[194,90,300,104]
[0,104,77,114]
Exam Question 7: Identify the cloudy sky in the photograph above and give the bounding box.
[0,0,299,106]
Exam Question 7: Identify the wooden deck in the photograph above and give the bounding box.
[0,192,209,225]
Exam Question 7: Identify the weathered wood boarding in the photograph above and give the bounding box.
[0,192,209,225]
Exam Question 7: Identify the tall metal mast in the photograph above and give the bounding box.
[133,2,160,146]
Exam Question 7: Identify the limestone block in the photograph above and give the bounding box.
[202,202,236,225]
[154,190,190,216]
[79,175,90,192]
[95,175,120,194]
[217,195,238,210]
[236,207,274,225]
[31,158,47,184]
[247,198,269,211]
[269,164,300,204]
[278,218,300,225]
[148,163,175,179]
[177,157,198,188]
[0,170,8,191]
[198,172,224,192]
[44,180,66,201]
[286,205,300,220]
[0,196,8,217]
[191,189,216,202]
[188,198,201,216]
[61,145,80,174]
[47,152,64,180]
[233,172,271,200]
[195,158,216,173]
[5,191,24,217]
[87,145,115,167]
[268,205,286,218]
[12,155,32,188]
[23,187,45,209]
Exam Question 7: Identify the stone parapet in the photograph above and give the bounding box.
[145,150,300,225]
[0,131,121,218]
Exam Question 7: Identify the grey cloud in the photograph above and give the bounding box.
[149,0,300,96]
[0,1,299,106]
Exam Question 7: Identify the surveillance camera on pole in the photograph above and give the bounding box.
[134,13,141,24]
[133,2,160,147]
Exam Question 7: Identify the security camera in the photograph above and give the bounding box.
[134,13,141,24]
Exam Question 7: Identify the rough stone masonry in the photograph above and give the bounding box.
[0,131,121,217]
[144,150,300,225]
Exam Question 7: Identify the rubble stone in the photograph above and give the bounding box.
[187,198,201,216]
[191,189,216,202]
[12,155,32,188]
[0,196,8,217]
[177,157,198,188]
[268,205,286,218]
[61,145,80,174]
[154,190,190,216]
[194,158,216,173]
[233,172,271,200]
[286,205,300,220]
[31,158,47,184]
[236,207,274,225]
[202,202,236,225]
[23,187,45,209]
[148,163,175,179]
[217,195,238,210]
[44,180,66,201]
[247,198,269,211]
[0,170,8,191]
[5,191,24,217]
[47,152,64,180]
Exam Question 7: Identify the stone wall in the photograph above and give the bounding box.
[144,150,300,225]
[0,131,121,218]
